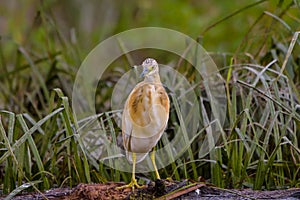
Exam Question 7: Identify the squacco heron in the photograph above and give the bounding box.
[119,58,170,190]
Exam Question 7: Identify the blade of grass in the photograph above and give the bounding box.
[4,180,42,200]
[0,112,44,196]
[171,94,198,179]
[1,112,17,193]
[160,133,180,180]
[0,107,64,163]
[16,114,50,189]
[201,0,268,35]
[18,46,49,101]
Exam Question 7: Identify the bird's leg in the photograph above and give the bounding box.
[150,149,160,179]
[117,153,144,191]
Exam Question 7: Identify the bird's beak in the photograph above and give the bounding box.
[140,67,149,78]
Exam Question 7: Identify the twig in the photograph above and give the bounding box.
[155,183,205,200]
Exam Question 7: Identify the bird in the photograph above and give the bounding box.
[118,58,170,190]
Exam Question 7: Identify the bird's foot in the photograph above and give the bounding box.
[116,178,146,191]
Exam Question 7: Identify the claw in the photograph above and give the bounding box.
[117,178,145,191]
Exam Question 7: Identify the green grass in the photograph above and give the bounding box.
[0,0,300,197]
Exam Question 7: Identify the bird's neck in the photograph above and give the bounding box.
[144,73,161,83]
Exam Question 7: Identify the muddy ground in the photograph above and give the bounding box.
[2,180,300,200]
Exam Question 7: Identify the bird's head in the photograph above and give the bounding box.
[140,58,159,78]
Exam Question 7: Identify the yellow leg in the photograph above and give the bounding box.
[117,153,144,191]
[150,150,160,179]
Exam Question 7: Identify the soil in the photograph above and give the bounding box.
[2,180,300,200]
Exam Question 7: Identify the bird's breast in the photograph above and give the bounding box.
[127,82,169,128]
[122,79,170,158]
